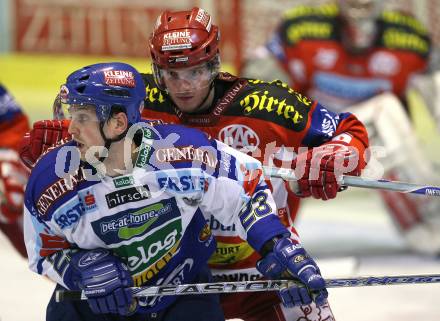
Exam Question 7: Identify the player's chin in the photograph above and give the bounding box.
[174,97,200,112]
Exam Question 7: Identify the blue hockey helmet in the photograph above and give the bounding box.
[60,62,146,124]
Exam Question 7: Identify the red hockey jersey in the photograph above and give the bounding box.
[266,4,431,111]
[0,84,30,151]
[141,72,368,274]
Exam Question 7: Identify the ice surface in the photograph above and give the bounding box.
[1,189,439,321]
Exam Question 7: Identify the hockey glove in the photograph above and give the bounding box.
[19,119,71,170]
[69,249,136,315]
[256,237,328,308]
[289,143,361,200]
[0,149,28,223]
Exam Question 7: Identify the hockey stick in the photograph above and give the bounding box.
[263,166,440,197]
[56,273,440,302]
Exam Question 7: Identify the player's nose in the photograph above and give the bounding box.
[176,78,194,91]
[67,119,78,136]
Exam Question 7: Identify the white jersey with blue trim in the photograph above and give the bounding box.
[24,122,287,312]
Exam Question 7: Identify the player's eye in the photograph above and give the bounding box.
[191,68,202,76]
[168,71,180,79]
[73,113,90,124]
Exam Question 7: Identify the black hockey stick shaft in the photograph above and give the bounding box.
[56,273,440,302]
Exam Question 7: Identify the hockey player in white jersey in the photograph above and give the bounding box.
[24,62,328,321]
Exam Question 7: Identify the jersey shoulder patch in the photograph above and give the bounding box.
[148,123,218,172]
[225,79,314,132]
[376,10,431,57]
[279,3,340,45]
[26,142,93,220]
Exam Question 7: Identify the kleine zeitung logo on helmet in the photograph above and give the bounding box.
[103,70,135,88]
[195,8,211,32]
[164,31,190,39]
[162,31,192,51]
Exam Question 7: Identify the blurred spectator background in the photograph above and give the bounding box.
[1,0,438,122]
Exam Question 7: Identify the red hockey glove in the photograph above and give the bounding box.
[289,143,361,200]
[19,119,71,170]
[0,150,28,223]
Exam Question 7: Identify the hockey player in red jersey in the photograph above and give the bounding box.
[143,7,368,321]
[20,7,370,321]
[246,0,430,111]
[244,0,440,255]
[0,84,29,258]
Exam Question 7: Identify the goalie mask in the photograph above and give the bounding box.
[339,0,383,53]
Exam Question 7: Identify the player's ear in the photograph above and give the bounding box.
[110,111,129,135]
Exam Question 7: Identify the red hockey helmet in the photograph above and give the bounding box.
[149,7,220,69]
